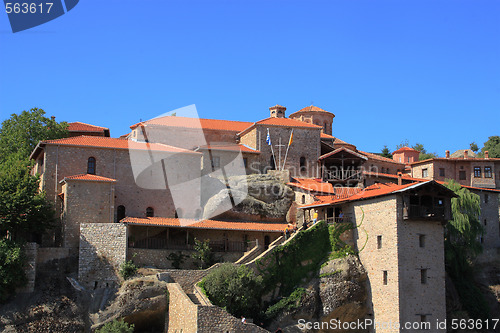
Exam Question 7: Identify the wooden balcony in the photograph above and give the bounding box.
[130,237,249,252]
[323,169,362,182]
[405,205,446,221]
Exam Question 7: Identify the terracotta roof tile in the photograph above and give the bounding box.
[359,151,405,165]
[320,133,335,139]
[130,116,252,132]
[254,117,321,128]
[319,147,368,160]
[39,136,199,154]
[392,146,419,154]
[363,171,426,182]
[121,217,287,232]
[61,174,116,182]
[68,122,108,132]
[288,178,336,194]
[289,105,335,117]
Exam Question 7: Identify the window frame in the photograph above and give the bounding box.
[422,168,428,178]
[474,166,481,178]
[459,170,466,180]
[87,157,96,175]
[484,166,492,178]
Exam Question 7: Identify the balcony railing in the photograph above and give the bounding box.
[407,205,445,220]
[324,169,361,181]
[326,216,352,224]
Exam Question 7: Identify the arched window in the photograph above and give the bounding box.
[146,207,154,217]
[270,156,276,170]
[300,157,306,172]
[301,195,306,204]
[117,205,126,222]
[324,123,328,132]
[87,157,96,175]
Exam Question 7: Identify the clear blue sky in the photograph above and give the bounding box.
[1,0,499,155]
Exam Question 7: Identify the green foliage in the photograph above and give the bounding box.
[264,288,306,320]
[0,155,55,240]
[96,319,135,333]
[191,238,215,269]
[166,251,186,269]
[119,259,138,280]
[256,221,331,296]
[469,142,479,153]
[0,239,27,302]
[202,263,263,318]
[380,145,392,158]
[477,136,500,158]
[444,180,489,319]
[0,108,68,163]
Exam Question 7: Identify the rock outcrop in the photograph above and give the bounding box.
[268,255,368,333]
[202,174,294,221]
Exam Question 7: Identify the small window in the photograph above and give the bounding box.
[474,167,481,178]
[301,195,305,204]
[243,158,248,168]
[439,168,445,177]
[407,157,410,163]
[421,269,427,284]
[419,234,426,248]
[377,235,382,249]
[459,170,466,180]
[211,156,221,169]
[300,157,306,172]
[480,236,484,244]
[484,219,487,226]
[484,167,492,178]
[386,168,390,174]
[117,205,126,222]
[381,167,385,173]
[422,168,428,178]
[87,157,96,175]
[146,207,154,217]
[383,271,388,285]
[485,194,489,204]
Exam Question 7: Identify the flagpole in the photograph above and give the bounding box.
[267,128,278,170]
[282,129,293,170]
[278,137,282,171]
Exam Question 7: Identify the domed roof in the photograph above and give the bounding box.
[289,105,335,118]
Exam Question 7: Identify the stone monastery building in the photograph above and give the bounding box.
[29,105,500,332]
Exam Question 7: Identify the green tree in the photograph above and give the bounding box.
[411,143,438,161]
[202,263,263,318]
[469,142,479,153]
[395,139,410,150]
[0,155,55,240]
[477,136,500,158]
[380,145,392,158]
[444,179,488,319]
[0,108,68,163]
[192,238,215,269]
[96,319,134,333]
[0,239,27,302]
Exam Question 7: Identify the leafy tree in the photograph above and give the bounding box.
[96,319,134,333]
[119,259,138,280]
[477,136,500,158]
[0,239,27,302]
[380,145,392,158]
[395,139,410,150]
[444,180,489,319]
[166,251,186,269]
[469,142,479,153]
[0,155,55,240]
[411,143,438,160]
[192,238,215,269]
[0,108,68,163]
[202,263,263,318]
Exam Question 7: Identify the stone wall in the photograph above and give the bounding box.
[18,242,38,293]
[197,306,268,333]
[78,223,127,288]
[473,190,500,251]
[36,247,71,263]
[166,283,198,332]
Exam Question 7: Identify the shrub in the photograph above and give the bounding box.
[264,287,306,320]
[0,239,27,302]
[191,238,215,269]
[119,259,137,280]
[202,263,263,318]
[96,319,134,333]
[166,251,186,269]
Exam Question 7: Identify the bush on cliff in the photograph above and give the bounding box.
[96,319,134,333]
[0,239,27,302]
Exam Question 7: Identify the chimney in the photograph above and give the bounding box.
[445,150,450,158]
[269,105,286,118]
[485,151,489,159]
[397,172,402,186]
[464,150,468,159]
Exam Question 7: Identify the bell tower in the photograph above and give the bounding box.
[269,105,286,118]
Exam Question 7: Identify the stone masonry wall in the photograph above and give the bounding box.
[167,283,198,333]
[78,223,127,288]
[18,242,38,293]
[352,196,401,332]
[197,306,268,333]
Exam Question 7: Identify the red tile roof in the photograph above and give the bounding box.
[130,116,252,132]
[320,133,335,139]
[197,144,260,154]
[435,181,500,193]
[392,146,419,154]
[254,117,321,128]
[61,174,116,183]
[68,122,108,132]
[319,147,368,160]
[359,151,405,165]
[37,136,199,154]
[121,217,287,232]
[363,171,426,182]
[289,105,335,117]
[410,157,500,166]
[288,178,336,194]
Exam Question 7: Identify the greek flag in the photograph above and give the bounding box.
[266,128,271,145]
